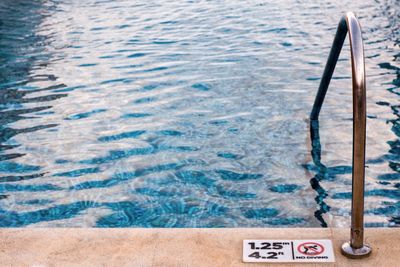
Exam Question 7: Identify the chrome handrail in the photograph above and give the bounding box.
[310,12,371,259]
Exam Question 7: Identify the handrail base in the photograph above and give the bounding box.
[341,242,372,259]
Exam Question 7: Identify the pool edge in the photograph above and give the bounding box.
[1,228,399,266]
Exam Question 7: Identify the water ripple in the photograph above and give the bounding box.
[0,0,398,227]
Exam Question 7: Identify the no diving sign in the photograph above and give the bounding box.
[243,239,335,263]
[297,242,324,256]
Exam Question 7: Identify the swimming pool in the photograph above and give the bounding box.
[0,0,398,227]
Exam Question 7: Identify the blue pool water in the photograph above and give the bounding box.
[0,0,399,227]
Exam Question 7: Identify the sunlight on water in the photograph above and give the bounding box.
[0,0,399,227]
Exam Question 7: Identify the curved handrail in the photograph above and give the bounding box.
[310,12,371,259]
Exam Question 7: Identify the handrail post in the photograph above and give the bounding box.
[310,12,371,259]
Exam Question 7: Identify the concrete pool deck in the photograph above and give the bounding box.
[0,228,399,266]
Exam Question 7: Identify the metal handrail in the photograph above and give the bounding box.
[310,12,371,259]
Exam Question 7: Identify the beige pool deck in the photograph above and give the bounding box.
[0,228,399,267]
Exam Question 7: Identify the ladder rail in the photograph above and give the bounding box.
[310,12,371,259]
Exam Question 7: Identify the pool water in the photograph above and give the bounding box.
[0,0,399,227]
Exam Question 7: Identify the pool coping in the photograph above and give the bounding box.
[1,228,399,266]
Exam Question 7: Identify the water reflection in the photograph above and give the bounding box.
[0,1,67,205]
[309,120,331,227]
[0,0,398,227]
[377,54,400,226]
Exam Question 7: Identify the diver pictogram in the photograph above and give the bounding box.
[297,242,324,256]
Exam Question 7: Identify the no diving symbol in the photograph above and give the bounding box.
[297,242,324,256]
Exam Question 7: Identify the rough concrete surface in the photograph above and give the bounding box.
[0,228,399,267]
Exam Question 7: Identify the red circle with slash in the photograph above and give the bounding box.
[297,242,325,256]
